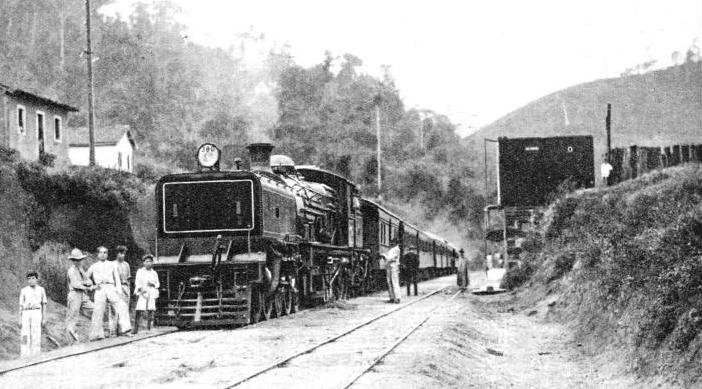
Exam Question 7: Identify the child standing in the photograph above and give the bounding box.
[19,271,47,357]
[133,255,159,334]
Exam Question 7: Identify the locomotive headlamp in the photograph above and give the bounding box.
[197,143,221,170]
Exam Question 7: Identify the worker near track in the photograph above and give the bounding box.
[86,246,132,340]
[382,237,402,304]
[65,248,95,341]
[457,248,470,289]
[133,254,160,334]
[401,247,419,297]
[19,270,47,357]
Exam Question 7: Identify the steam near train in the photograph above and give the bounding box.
[153,143,459,328]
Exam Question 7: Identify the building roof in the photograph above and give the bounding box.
[0,82,79,112]
[69,125,136,148]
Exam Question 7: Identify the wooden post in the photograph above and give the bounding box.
[606,103,611,161]
[375,103,381,194]
[85,0,96,166]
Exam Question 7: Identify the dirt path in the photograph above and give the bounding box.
[0,273,653,389]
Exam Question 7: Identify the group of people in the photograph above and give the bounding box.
[381,237,420,304]
[18,246,161,358]
[380,238,470,303]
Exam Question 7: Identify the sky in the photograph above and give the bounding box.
[102,0,702,136]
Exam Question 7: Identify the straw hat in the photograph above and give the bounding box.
[68,248,87,261]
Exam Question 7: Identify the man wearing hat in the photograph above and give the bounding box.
[65,248,95,340]
[382,236,402,304]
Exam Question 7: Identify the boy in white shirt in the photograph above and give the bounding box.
[19,271,47,357]
[133,255,160,334]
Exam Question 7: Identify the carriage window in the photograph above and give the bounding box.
[275,207,280,218]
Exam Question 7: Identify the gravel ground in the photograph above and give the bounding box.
[0,272,659,389]
[0,277,453,389]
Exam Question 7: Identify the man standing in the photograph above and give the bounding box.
[19,271,47,357]
[113,246,131,306]
[86,246,131,340]
[457,248,470,289]
[382,237,402,304]
[65,248,94,341]
[601,156,614,186]
[401,248,419,297]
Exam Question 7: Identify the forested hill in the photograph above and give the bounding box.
[0,0,486,242]
[470,60,701,146]
[465,60,701,197]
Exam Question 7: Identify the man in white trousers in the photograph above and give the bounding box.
[86,246,132,340]
[382,237,402,304]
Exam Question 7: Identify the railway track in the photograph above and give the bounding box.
[0,278,459,389]
[223,286,462,389]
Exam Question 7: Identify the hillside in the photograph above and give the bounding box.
[466,61,702,194]
[501,164,702,387]
[0,148,152,359]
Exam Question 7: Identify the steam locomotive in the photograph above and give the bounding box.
[153,143,459,328]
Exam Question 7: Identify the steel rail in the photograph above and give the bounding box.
[339,289,463,389]
[222,285,451,388]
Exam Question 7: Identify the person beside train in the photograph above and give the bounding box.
[65,248,95,341]
[456,248,470,289]
[133,254,160,334]
[401,247,419,297]
[382,237,402,304]
[18,271,47,357]
[86,246,132,340]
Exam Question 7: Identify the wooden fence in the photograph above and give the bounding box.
[609,143,702,184]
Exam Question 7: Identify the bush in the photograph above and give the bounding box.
[549,253,576,281]
[500,259,536,290]
[39,152,56,167]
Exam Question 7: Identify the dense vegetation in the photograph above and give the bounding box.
[0,0,485,240]
[502,165,702,384]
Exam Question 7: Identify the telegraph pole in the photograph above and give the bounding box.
[375,101,382,194]
[85,0,96,166]
[605,103,611,162]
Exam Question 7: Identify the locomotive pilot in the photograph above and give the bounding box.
[382,237,402,304]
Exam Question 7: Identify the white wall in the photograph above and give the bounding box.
[69,134,134,172]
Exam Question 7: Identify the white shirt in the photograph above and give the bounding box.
[19,286,47,310]
[383,245,400,264]
[601,162,613,178]
[87,260,120,285]
[134,268,160,296]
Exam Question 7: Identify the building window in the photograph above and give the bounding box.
[36,112,44,141]
[53,116,62,142]
[118,152,122,169]
[127,154,130,171]
[17,105,26,134]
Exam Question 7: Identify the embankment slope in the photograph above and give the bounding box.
[504,164,702,387]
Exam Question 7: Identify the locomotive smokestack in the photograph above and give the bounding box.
[246,143,275,172]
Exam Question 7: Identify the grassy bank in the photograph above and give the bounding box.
[0,147,151,359]
[502,164,702,385]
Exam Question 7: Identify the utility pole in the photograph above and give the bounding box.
[605,103,611,162]
[375,102,382,194]
[85,0,96,166]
